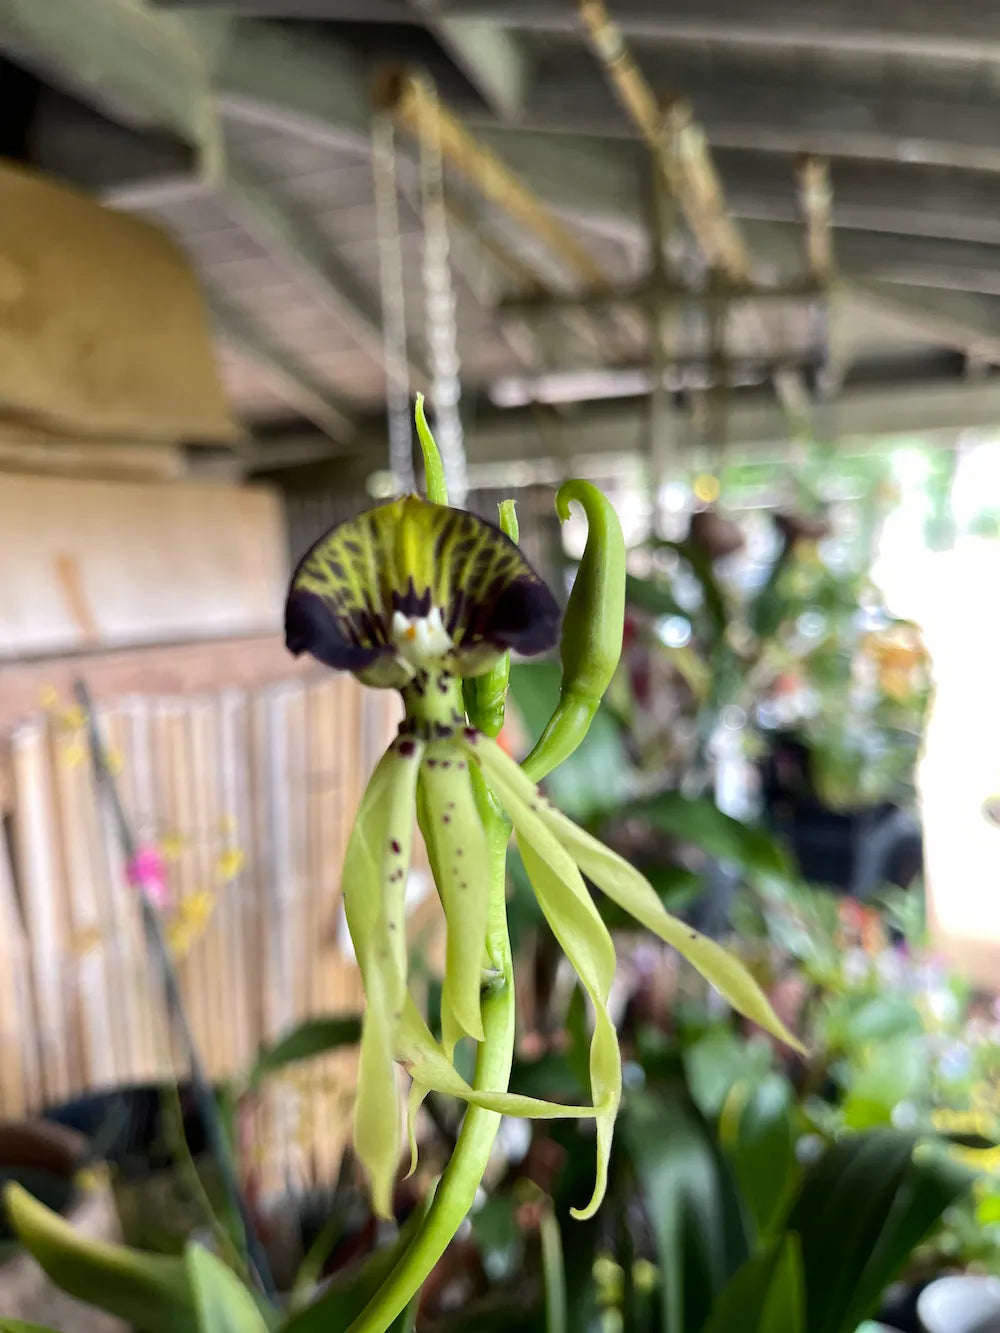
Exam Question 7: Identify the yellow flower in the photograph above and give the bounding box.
[215,848,245,881]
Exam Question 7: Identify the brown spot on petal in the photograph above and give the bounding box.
[390,839,402,854]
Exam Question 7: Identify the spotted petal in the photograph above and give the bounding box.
[285,495,560,686]
[342,737,423,1217]
[418,741,489,1044]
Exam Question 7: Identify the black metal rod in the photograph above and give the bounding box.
[74,680,277,1300]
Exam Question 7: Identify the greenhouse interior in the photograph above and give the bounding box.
[4,3,1000,1331]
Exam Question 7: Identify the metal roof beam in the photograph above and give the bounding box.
[461,377,1000,466]
[211,296,358,441]
[222,150,427,383]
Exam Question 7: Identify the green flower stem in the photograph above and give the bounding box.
[349,778,514,1333]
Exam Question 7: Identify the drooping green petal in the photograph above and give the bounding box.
[397,998,597,1121]
[418,742,489,1043]
[459,736,621,1218]
[517,839,621,1219]
[468,733,803,1054]
[343,738,423,1216]
[405,1080,429,1179]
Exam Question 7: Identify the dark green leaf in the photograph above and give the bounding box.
[186,1244,270,1332]
[0,1323,62,1332]
[725,1074,797,1240]
[280,1205,426,1333]
[702,1234,804,1333]
[508,1051,586,1104]
[624,573,686,620]
[619,793,791,878]
[841,1144,974,1333]
[784,1130,973,1333]
[622,1083,748,1333]
[249,1016,361,1089]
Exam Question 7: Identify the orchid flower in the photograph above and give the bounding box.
[285,403,799,1230]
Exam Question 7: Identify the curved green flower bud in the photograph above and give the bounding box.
[285,496,560,694]
[523,480,626,782]
[417,740,489,1045]
[342,736,423,1218]
[463,499,520,738]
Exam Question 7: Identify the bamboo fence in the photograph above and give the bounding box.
[0,671,438,1195]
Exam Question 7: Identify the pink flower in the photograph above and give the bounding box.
[125,844,170,909]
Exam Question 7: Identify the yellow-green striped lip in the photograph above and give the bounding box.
[285,495,560,686]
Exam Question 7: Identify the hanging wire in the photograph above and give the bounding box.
[372,111,416,494]
[415,74,469,506]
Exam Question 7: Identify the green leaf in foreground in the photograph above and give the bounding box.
[187,1244,271,1333]
[3,1183,198,1333]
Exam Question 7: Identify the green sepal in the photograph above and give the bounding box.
[461,735,622,1218]
[343,739,423,1217]
[469,732,803,1055]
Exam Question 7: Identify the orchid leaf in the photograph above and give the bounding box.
[3,1183,198,1333]
[186,1244,270,1333]
[248,1015,361,1090]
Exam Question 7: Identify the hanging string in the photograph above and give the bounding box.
[372,111,415,494]
[416,74,469,506]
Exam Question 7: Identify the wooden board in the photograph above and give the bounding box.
[0,161,235,444]
[0,474,286,662]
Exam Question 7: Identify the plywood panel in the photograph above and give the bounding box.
[0,162,235,443]
[0,473,286,660]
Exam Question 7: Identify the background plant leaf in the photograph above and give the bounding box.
[721,1073,797,1240]
[621,1079,748,1333]
[249,1016,361,1090]
[702,1233,804,1333]
[783,1130,973,1333]
[618,793,791,878]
